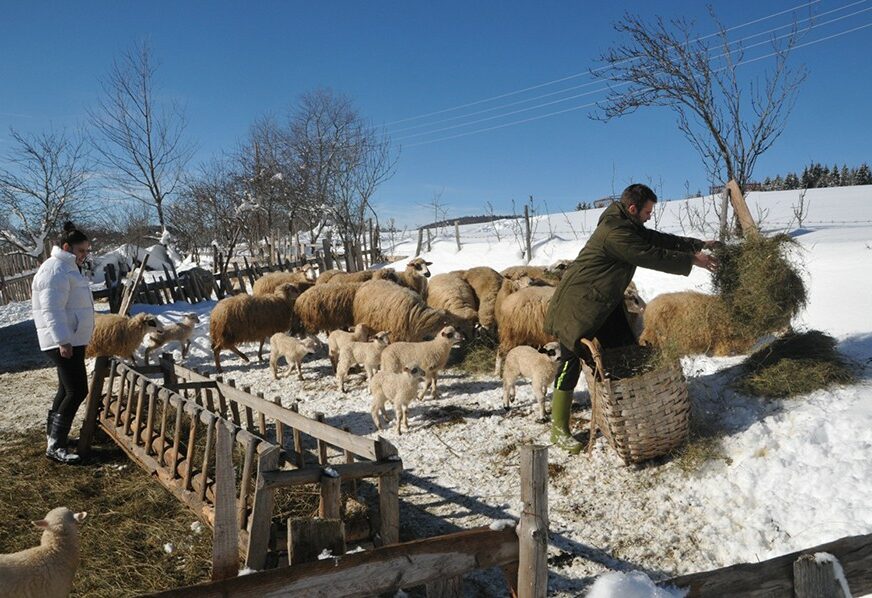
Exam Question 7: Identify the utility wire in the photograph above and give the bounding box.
[383,0,824,127]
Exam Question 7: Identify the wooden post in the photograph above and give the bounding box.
[321,237,333,271]
[454,221,461,252]
[523,203,532,263]
[246,446,281,570]
[315,412,328,465]
[794,553,851,598]
[427,576,464,598]
[376,439,400,546]
[415,228,423,257]
[319,471,342,520]
[118,254,150,317]
[726,179,760,238]
[212,420,239,581]
[426,228,432,252]
[78,356,110,456]
[518,444,548,598]
[288,518,346,565]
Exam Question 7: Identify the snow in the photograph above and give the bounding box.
[489,519,517,531]
[813,552,851,597]
[3,186,871,595]
[586,570,686,598]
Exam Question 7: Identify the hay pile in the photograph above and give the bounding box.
[596,344,662,380]
[734,330,854,398]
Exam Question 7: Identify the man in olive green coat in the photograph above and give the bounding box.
[544,183,719,453]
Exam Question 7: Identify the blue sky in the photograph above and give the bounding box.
[1,1,870,228]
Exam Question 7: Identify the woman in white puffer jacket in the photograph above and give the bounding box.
[31,222,95,464]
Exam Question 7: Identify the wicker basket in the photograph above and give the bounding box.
[580,338,690,465]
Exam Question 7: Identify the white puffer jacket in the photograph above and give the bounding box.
[31,246,95,351]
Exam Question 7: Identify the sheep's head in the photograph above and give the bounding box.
[623,282,646,316]
[352,323,373,340]
[133,313,162,332]
[538,341,562,363]
[373,331,391,346]
[407,257,433,278]
[403,364,426,382]
[303,264,318,281]
[438,326,464,347]
[547,260,572,279]
[182,313,201,325]
[33,507,87,533]
[275,282,302,302]
[301,335,321,354]
[373,268,400,283]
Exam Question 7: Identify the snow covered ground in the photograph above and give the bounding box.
[1,186,870,596]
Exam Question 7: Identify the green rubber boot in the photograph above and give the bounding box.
[549,389,583,455]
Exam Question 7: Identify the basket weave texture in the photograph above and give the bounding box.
[581,339,690,465]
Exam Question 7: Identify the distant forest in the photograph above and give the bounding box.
[760,162,872,190]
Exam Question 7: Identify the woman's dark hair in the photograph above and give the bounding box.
[620,183,658,212]
[58,221,89,247]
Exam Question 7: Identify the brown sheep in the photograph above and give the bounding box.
[322,268,399,285]
[494,285,556,375]
[500,265,559,286]
[425,273,479,334]
[293,282,362,334]
[381,257,432,296]
[252,265,317,296]
[455,266,504,331]
[86,313,162,363]
[209,282,301,372]
[353,279,460,342]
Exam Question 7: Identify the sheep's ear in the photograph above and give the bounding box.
[32,519,49,529]
[424,261,433,266]
[537,345,548,354]
[403,366,411,373]
[74,512,88,523]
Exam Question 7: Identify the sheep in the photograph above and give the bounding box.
[623,281,647,341]
[293,282,362,335]
[143,312,200,364]
[252,265,317,296]
[546,259,573,279]
[380,326,464,399]
[638,291,753,356]
[455,267,504,332]
[269,333,321,380]
[500,265,559,286]
[86,312,163,363]
[322,268,399,285]
[327,323,373,373]
[352,280,461,342]
[494,285,556,375]
[209,282,301,372]
[425,273,479,334]
[379,257,432,296]
[0,507,87,598]
[370,365,427,434]
[502,342,562,421]
[336,331,391,392]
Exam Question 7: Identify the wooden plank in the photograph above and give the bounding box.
[261,461,402,490]
[426,576,463,598]
[114,368,129,427]
[726,179,760,238]
[132,375,148,443]
[78,356,110,456]
[319,473,342,520]
[518,445,548,598]
[666,532,872,597]
[245,446,280,571]
[199,413,216,502]
[315,412,328,465]
[290,403,305,468]
[119,254,149,316]
[170,396,184,478]
[288,518,346,566]
[145,527,519,597]
[183,404,200,491]
[238,436,258,531]
[794,553,850,598]
[273,397,284,448]
[212,419,239,581]
[143,386,159,455]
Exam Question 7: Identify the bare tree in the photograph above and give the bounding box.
[0,129,94,257]
[419,188,449,234]
[792,187,810,229]
[90,41,194,229]
[593,10,807,236]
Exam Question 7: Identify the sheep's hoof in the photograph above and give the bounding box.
[536,416,550,424]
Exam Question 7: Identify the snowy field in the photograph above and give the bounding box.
[1,186,870,596]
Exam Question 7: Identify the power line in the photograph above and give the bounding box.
[403,19,872,148]
[387,0,869,136]
[397,6,869,142]
[383,0,824,127]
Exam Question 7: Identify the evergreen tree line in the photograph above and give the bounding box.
[761,162,872,190]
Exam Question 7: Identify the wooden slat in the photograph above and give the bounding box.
[170,396,184,478]
[238,436,258,531]
[319,473,341,520]
[212,419,239,581]
[261,461,403,490]
[315,412,328,465]
[143,385,159,453]
[183,403,200,491]
[199,413,216,502]
[245,446,281,570]
[518,445,548,598]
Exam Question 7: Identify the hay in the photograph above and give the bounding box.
[457,334,498,375]
[712,234,807,338]
[734,330,854,398]
[596,344,664,380]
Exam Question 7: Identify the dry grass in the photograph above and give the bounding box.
[457,334,498,376]
[0,430,213,597]
[734,330,855,398]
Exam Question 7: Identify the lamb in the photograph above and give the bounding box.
[494,285,556,375]
[209,282,301,372]
[252,264,317,296]
[143,312,200,364]
[352,280,461,342]
[370,365,427,434]
[380,325,464,399]
[502,342,562,421]
[86,312,163,363]
[327,323,373,373]
[455,266,504,331]
[336,331,391,393]
[425,273,479,335]
[0,507,87,598]
[623,281,647,341]
[639,291,753,356]
[293,282,362,335]
[269,333,321,380]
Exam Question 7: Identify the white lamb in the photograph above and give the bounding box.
[502,342,562,421]
[327,323,373,373]
[269,333,322,380]
[379,325,464,400]
[143,312,200,364]
[370,365,426,434]
[0,507,87,598]
[336,331,391,393]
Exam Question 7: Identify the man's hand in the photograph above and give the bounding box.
[59,343,73,358]
[692,252,719,273]
[703,240,723,250]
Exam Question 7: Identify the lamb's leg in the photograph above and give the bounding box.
[270,354,279,379]
[429,373,440,399]
[213,344,223,373]
[535,383,547,422]
[257,339,266,362]
[296,360,304,381]
[182,340,189,358]
[494,351,503,376]
[503,379,514,410]
[371,400,383,430]
[229,345,250,362]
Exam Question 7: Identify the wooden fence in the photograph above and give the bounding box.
[0,252,40,305]
[78,354,404,573]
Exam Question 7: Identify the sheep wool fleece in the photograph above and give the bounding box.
[544,201,703,351]
[31,245,95,351]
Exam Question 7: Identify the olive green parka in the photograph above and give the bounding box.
[544,201,704,349]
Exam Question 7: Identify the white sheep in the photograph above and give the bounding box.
[370,365,426,434]
[502,342,562,421]
[327,323,373,373]
[379,325,464,400]
[269,333,321,380]
[86,312,163,364]
[143,312,200,364]
[336,331,391,393]
[0,507,87,598]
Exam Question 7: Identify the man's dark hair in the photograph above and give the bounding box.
[58,221,89,247]
[620,183,658,212]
